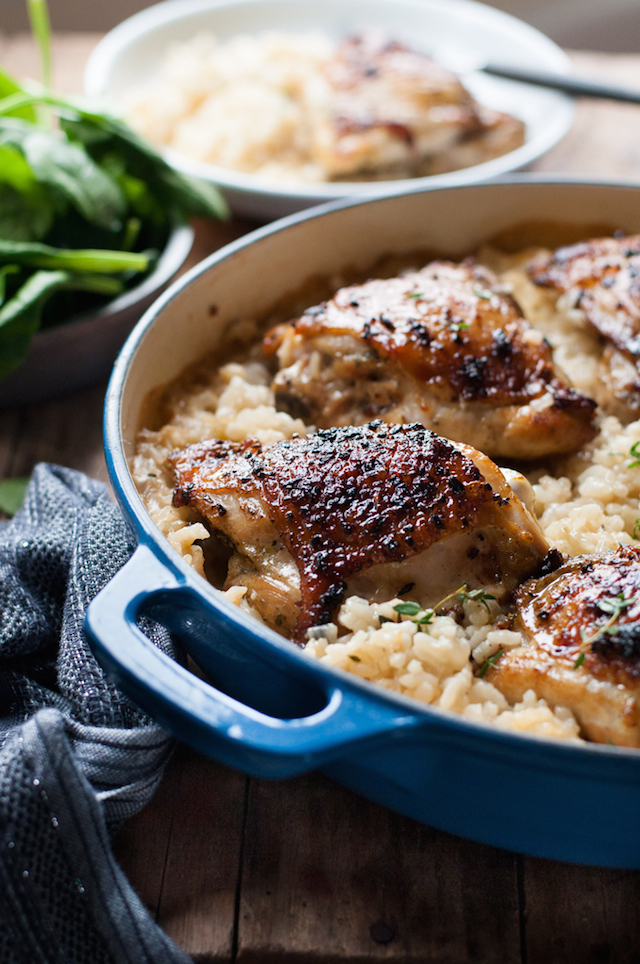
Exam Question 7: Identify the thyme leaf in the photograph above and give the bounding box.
[573,591,637,668]
[393,601,421,616]
[459,587,497,612]
[479,648,505,678]
[449,319,470,336]
[628,441,640,468]
[391,583,496,631]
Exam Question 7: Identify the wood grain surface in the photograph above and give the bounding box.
[2,34,640,964]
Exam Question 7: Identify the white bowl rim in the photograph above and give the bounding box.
[85,0,575,203]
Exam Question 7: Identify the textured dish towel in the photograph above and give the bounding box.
[0,464,193,964]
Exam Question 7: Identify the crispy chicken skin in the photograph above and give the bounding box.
[314,33,525,179]
[487,546,640,746]
[170,422,549,643]
[264,259,597,460]
[528,235,640,421]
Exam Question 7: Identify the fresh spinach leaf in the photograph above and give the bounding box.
[0,265,20,306]
[0,68,36,122]
[101,154,161,224]
[59,109,228,219]
[0,54,226,382]
[0,268,66,377]
[0,238,150,274]
[0,145,54,240]
[0,267,125,378]
[0,121,127,231]
[0,476,30,517]
[0,143,39,195]
[0,182,54,241]
[27,0,53,92]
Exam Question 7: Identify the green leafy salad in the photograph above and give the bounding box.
[0,0,227,381]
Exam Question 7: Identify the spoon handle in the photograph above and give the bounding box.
[483,63,640,104]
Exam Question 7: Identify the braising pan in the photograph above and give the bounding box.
[85,178,640,868]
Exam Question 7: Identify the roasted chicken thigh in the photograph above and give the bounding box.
[264,259,597,460]
[528,234,640,421]
[487,545,640,746]
[315,33,525,179]
[170,422,550,643]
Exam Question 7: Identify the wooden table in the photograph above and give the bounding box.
[2,34,640,963]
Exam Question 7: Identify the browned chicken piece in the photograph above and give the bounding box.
[313,33,525,179]
[528,235,640,421]
[426,105,526,176]
[487,545,640,746]
[263,259,597,461]
[170,421,550,643]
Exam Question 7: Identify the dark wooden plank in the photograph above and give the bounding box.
[113,746,247,964]
[157,758,247,963]
[0,407,22,478]
[532,52,640,180]
[521,856,640,964]
[237,772,521,964]
[112,748,186,920]
[6,383,110,485]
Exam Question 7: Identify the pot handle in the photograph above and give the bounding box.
[85,543,422,778]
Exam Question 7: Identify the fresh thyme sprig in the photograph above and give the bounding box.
[478,648,505,678]
[449,319,470,336]
[628,441,640,468]
[391,600,435,629]
[389,584,496,631]
[573,592,637,668]
[460,587,497,612]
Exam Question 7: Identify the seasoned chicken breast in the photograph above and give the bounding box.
[170,422,550,643]
[528,235,640,421]
[264,259,597,460]
[486,545,640,746]
[313,33,525,179]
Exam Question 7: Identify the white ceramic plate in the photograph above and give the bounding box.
[85,0,575,221]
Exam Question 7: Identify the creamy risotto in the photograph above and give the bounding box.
[133,247,640,744]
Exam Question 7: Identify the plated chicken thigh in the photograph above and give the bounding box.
[316,32,525,179]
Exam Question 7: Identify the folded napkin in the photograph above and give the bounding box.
[0,464,192,964]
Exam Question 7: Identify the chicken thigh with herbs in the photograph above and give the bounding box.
[315,32,525,179]
[486,545,640,746]
[263,259,597,461]
[528,234,640,421]
[170,421,551,643]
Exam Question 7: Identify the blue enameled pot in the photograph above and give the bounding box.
[85,178,640,868]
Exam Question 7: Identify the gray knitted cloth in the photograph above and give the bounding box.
[0,464,192,964]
